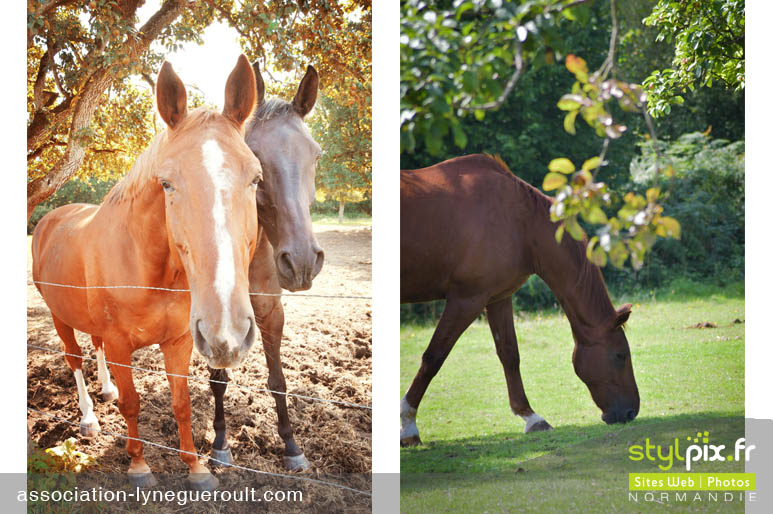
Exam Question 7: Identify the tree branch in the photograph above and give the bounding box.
[462,39,525,111]
[27,0,187,218]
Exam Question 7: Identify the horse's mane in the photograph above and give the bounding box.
[253,98,296,122]
[483,153,615,322]
[103,108,219,205]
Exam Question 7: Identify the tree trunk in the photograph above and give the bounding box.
[26,0,186,221]
[338,199,346,224]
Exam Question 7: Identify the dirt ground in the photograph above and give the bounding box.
[27,225,372,507]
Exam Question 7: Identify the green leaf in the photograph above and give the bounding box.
[563,110,578,135]
[555,223,565,244]
[548,158,575,174]
[565,216,585,241]
[474,109,485,121]
[659,216,681,238]
[451,123,468,149]
[591,246,608,267]
[586,206,608,224]
[581,156,601,172]
[462,70,478,93]
[557,94,583,111]
[543,172,567,191]
[609,241,629,268]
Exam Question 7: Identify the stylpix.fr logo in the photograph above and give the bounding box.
[628,432,755,471]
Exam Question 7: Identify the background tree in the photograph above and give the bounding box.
[400,0,744,271]
[400,0,744,321]
[312,96,372,223]
[641,0,744,118]
[27,0,372,221]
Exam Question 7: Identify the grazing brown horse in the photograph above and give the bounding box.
[32,55,261,488]
[207,62,324,471]
[400,154,639,446]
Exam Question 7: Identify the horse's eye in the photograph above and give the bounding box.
[161,179,174,192]
[615,352,627,361]
[251,175,261,187]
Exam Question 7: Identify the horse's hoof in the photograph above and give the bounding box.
[101,386,119,402]
[525,420,553,433]
[128,472,158,488]
[188,472,219,492]
[400,435,422,447]
[283,453,310,471]
[209,447,233,467]
[79,420,100,437]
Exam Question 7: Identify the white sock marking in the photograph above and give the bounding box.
[400,396,419,440]
[74,369,98,429]
[96,348,118,398]
[202,139,236,339]
[517,411,548,433]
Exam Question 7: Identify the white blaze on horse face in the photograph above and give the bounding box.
[202,139,236,338]
[400,396,420,440]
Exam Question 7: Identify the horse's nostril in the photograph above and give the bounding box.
[313,247,325,276]
[193,320,212,358]
[278,251,295,277]
[626,409,637,422]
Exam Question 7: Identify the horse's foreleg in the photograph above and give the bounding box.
[207,366,232,465]
[402,295,488,446]
[104,342,155,487]
[486,297,553,433]
[160,333,218,491]
[91,336,118,402]
[51,315,99,437]
[255,296,309,471]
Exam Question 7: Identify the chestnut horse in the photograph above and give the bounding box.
[399,154,639,446]
[206,62,324,471]
[32,56,260,488]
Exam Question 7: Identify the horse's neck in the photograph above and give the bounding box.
[532,217,614,333]
[97,186,180,286]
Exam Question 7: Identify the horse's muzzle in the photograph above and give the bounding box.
[193,317,256,369]
[276,245,324,291]
[602,405,639,424]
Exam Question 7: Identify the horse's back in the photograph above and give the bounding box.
[400,154,541,303]
[32,203,97,278]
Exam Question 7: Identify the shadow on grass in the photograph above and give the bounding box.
[401,412,745,513]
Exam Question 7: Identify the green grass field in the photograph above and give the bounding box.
[400,282,745,512]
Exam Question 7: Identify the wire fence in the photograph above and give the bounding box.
[26,407,371,497]
[27,343,371,410]
[30,280,372,300]
[27,279,372,497]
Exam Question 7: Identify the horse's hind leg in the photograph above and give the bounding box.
[91,336,118,402]
[486,297,553,433]
[51,315,99,437]
[401,295,488,446]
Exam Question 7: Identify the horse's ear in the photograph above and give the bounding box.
[156,61,188,129]
[292,65,318,118]
[251,60,266,108]
[223,54,257,127]
[614,303,632,328]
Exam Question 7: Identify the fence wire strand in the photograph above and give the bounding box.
[26,407,371,497]
[27,343,371,410]
[30,280,372,300]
